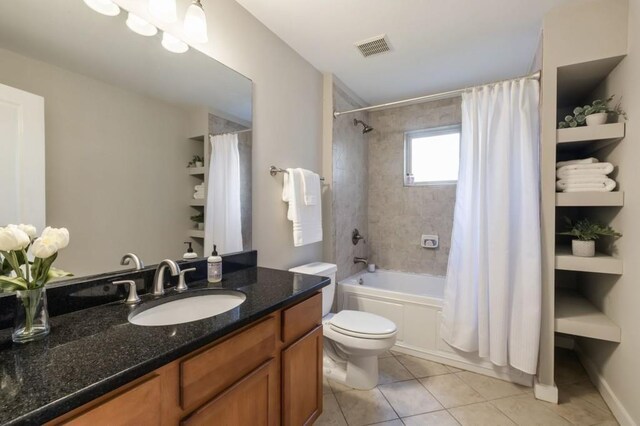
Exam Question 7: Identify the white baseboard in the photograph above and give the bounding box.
[534,376,558,403]
[575,345,637,426]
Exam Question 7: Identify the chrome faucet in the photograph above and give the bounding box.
[121,253,144,270]
[152,259,180,296]
[353,257,368,266]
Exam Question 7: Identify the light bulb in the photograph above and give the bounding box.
[184,0,208,43]
[83,0,120,16]
[149,0,177,23]
[161,32,189,54]
[126,12,158,37]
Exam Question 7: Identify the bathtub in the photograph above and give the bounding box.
[338,269,533,386]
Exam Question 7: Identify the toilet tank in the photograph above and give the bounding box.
[289,262,337,317]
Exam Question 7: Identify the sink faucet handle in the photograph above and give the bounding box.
[112,280,141,305]
[176,268,196,293]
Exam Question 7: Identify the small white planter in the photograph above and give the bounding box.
[586,112,608,126]
[572,239,595,257]
[195,161,204,168]
[197,222,204,230]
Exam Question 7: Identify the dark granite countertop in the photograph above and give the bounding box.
[0,267,329,425]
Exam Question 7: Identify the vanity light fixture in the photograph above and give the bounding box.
[149,0,177,23]
[162,31,189,53]
[82,0,120,17]
[184,0,208,43]
[125,12,158,37]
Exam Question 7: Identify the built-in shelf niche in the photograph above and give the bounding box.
[555,289,621,342]
[554,246,622,275]
[187,229,204,239]
[556,122,625,155]
[555,191,624,207]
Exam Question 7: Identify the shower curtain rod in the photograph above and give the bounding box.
[210,128,252,137]
[333,71,541,118]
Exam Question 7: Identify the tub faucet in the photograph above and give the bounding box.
[353,257,368,266]
[152,259,180,296]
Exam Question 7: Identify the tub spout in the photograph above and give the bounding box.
[353,257,368,266]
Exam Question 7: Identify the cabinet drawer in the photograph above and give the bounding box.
[282,293,322,346]
[180,360,278,426]
[59,375,161,426]
[180,316,276,410]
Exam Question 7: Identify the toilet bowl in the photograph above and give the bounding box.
[289,262,397,390]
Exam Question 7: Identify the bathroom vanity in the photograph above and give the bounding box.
[0,254,329,425]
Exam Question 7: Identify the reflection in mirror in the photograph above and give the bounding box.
[0,0,252,279]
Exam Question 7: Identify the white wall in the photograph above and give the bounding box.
[580,1,640,423]
[115,0,324,270]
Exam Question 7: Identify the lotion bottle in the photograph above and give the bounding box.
[207,245,222,283]
[183,242,197,259]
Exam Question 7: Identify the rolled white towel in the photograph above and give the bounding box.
[557,162,614,179]
[556,157,598,168]
[557,178,616,192]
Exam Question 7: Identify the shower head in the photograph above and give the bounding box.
[353,119,374,134]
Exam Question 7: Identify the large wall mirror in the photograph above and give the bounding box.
[0,0,252,278]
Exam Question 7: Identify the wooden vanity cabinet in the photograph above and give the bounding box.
[48,292,323,426]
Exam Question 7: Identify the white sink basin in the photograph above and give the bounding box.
[129,290,246,326]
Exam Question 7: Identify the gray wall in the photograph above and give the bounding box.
[332,85,369,280]
[368,98,461,276]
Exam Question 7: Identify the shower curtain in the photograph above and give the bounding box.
[441,78,541,374]
[205,133,243,255]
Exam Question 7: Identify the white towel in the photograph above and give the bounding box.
[556,178,616,192]
[557,162,614,179]
[282,168,322,246]
[298,168,320,206]
[556,157,598,168]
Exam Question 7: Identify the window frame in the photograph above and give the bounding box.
[403,124,461,187]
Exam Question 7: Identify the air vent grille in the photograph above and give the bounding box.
[355,34,391,58]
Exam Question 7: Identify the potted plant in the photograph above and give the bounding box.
[559,218,621,257]
[187,155,204,168]
[190,213,205,230]
[0,225,72,342]
[558,95,627,128]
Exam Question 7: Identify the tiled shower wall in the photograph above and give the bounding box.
[332,85,369,281]
[368,98,461,276]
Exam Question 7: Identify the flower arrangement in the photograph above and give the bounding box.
[0,224,71,291]
[558,95,627,128]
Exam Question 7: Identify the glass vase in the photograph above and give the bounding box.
[12,287,50,343]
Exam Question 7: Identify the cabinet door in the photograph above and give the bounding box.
[282,325,323,426]
[180,359,278,426]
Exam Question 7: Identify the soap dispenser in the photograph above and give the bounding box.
[183,242,198,259]
[207,244,222,283]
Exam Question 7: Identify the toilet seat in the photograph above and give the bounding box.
[327,310,397,340]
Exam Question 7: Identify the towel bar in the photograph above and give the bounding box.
[270,166,325,181]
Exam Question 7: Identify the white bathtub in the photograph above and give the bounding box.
[338,269,533,386]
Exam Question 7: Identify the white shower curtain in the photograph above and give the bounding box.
[205,133,243,255]
[441,78,541,374]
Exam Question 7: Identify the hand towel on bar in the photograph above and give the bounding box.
[556,162,614,179]
[557,178,616,192]
[556,157,599,168]
[298,168,320,206]
[282,168,322,246]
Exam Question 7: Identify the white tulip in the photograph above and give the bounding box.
[0,225,31,251]
[17,224,37,239]
[30,237,59,259]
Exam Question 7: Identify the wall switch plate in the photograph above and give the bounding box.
[421,234,439,249]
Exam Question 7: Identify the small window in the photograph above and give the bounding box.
[404,124,461,185]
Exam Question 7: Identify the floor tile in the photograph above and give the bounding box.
[369,420,404,426]
[402,410,460,425]
[329,379,355,393]
[378,356,414,385]
[378,379,442,417]
[324,377,333,395]
[543,392,615,425]
[419,374,485,408]
[559,380,610,412]
[456,371,527,400]
[491,394,572,426]
[334,388,398,426]
[449,401,516,426]
[591,421,619,426]
[378,350,394,359]
[554,349,589,385]
[395,354,450,378]
[446,365,464,373]
[315,393,347,426]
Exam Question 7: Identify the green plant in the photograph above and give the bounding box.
[558,95,627,129]
[190,213,204,224]
[187,155,204,167]
[558,217,621,241]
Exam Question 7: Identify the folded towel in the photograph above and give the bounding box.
[556,176,610,190]
[298,168,320,206]
[194,192,205,199]
[556,157,598,168]
[282,168,322,246]
[557,178,616,192]
[557,162,614,179]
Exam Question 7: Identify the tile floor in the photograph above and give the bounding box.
[315,349,617,426]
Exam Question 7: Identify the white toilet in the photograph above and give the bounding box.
[289,262,397,390]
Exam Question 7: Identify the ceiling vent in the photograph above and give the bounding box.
[355,34,391,58]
